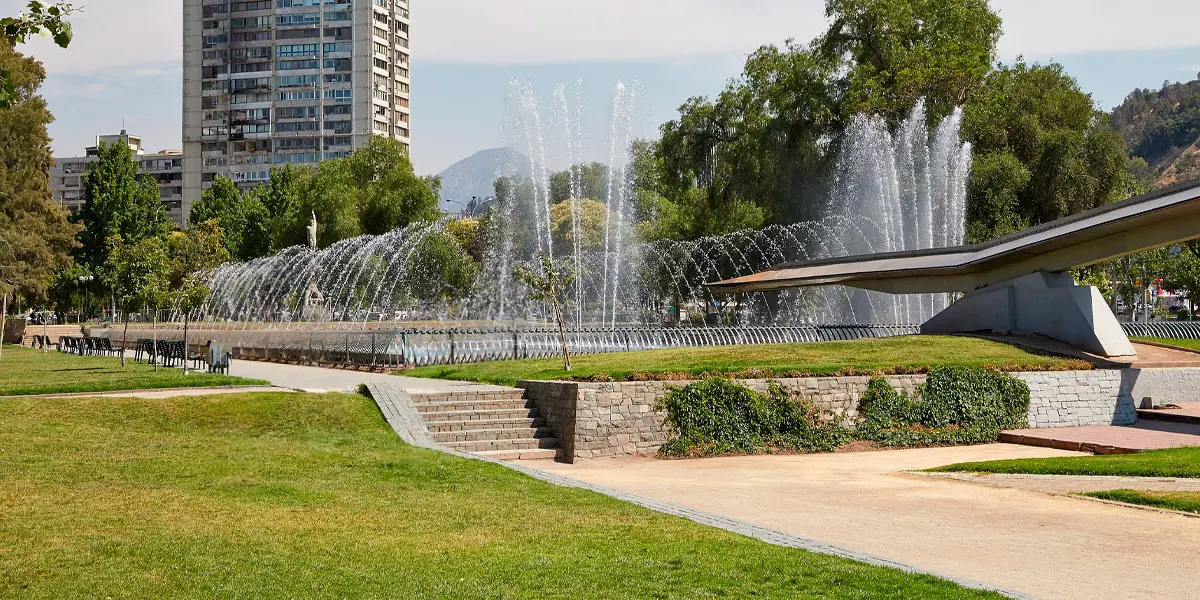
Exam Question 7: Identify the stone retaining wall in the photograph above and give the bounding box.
[520,369,1151,462]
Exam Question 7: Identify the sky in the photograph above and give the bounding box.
[10,0,1200,175]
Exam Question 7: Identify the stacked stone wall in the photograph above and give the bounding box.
[521,369,1155,462]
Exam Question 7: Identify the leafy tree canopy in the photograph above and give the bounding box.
[0,2,74,108]
[190,176,271,261]
[78,140,170,276]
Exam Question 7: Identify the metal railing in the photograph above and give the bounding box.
[92,324,921,369]
[1122,321,1200,340]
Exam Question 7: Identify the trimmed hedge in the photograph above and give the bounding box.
[658,366,1031,456]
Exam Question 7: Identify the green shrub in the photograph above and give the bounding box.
[856,366,1030,447]
[657,378,851,457]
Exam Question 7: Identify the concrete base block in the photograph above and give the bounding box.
[921,271,1135,358]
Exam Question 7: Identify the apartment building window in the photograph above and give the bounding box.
[322,57,350,71]
[275,121,320,132]
[232,46,272,60]
[373,72,389,88]
[395,96,409,108]
[323,73,351,84]
[276,75,318,88]
[203,35,228,48]
[395,67,409,78]
[325,151,350,160]
[202,80,229,92]
[374,10,389,24]
[232,140,272,152]
[373,57,389,70]
[231,16,269,29]
[278,90,319,101]
[234,154,272,165]
[373,89,389,102]
[203,110,229,121]
[231,107,270,121]
[276,13,320,26]
[231,77,270,91]
[234,123,272,134]
[324,104,351,116]
[373,120,389,133]
[231,61,270,73]
[373,42,389,56]
[396,36,409,49]
[204,20,223,30]
[232,92,272,104]
[277,0,320,6]
[203,49,229,61]
[277,59,319,70]
[324,11,350,21]
[323,42,352,54]
[324,135,352,147]
[201,142,227,153]
[202,65,228,78]
[231,1,272,11]
[277,153,320,164]
[203,156,230,168]
[276,105,319,119]
[373,105,389,118]
[396,127,409,138]
[395,22,409,35]
[275,138,318,150]
[231,31,271,42]
[396,111,408,123]
[232,170,271,182]
[203,4,229,17]
[397,82,409,93]
[277,28,319,40]
[324,120,352,133]
[394,50,409,64]
[324,27,351,40]
[276,44,318,57]
[202,126,230,136]
[323,89,352,102]
[373,0,388,7]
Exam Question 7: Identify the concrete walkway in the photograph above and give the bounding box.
[226,358,507,394]
[518,445,1200,600]
[916,471,1200,494]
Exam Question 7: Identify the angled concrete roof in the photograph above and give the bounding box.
[708,178,1200,295]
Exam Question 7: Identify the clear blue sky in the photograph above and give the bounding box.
[13,0,1200,175]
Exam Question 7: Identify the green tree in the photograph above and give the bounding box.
[0,2,74,108]
[514,253,575,372]
[78,140,170,279]
[189,176,271,261]
[962,61,1132,242]
[167,221,230,374]
[0,41,77,306]
[549,162,610,203]
[249,164,308,250]
[106,235,170,368]
[407,229,478,317]
[818,0,1001,125]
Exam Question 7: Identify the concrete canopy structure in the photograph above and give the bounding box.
[707,179,1200,357]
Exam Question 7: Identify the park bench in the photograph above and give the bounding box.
[208,343,232,374]
[31,334,60,351]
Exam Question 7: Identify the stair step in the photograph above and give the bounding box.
[410,389,527,404]
[475,448,563,461]
[413,399,528,413]
[442,437,559,452]
[425,417,545,432]
[421,408,539,422]
[1137,409,1200,426]
[432,427,553,444]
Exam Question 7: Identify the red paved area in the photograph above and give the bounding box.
[1001,420,1200,454]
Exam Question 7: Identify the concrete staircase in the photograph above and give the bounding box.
[409,388,561,460]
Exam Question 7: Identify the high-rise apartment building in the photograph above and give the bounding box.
[182,0,412,221]
[50,131,187,226]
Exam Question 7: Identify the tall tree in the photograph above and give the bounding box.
[106,235,170,367]
[249,164,307,250]
[167,221,229,374]
[0,41,77,348]
[190,175,270,261]
[962,61,1131,242]
[78,140,170,277]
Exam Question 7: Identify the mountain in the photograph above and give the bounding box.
[1111,76,1200,188]
[435,147,528,212]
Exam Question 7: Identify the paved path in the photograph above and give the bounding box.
[1002,420,1200,452]
[915,471,1200,494]
[517,445,1200,600]
[223,358,506,394]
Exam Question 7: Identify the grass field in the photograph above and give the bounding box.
[1133,337,1200,352]
[0,344,266,396]
[0,391,1001,599]
[406,335,1085,386]
[1082,489,1200,514]
[929,447,1200,478]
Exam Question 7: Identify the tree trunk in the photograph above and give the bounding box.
[0,291,7,362]
[151,307,159,372]
[121,314,128,368]
[183,311,190,376]
[552,299,571,372]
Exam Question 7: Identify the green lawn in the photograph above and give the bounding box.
[1133,337,1200,352]
[0,391,1001,599]
[1082,489,1200,514]
[929,447,1200,478]
[407,335,1086,385]
[0,344,266,396]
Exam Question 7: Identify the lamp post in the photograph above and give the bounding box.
[78,275,93,323]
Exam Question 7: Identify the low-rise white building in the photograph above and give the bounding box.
[49,130,186,226]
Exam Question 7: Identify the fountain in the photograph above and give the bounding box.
[199,86,971,331]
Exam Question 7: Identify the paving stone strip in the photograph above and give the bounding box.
[912,471,1200,494]
[365,382,1041,600]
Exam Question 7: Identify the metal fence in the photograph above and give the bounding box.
[95,324,921,369]
[1121,321,1200,340]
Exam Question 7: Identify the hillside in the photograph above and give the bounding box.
[436,147,528,212]
[1111,75,1200,188]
